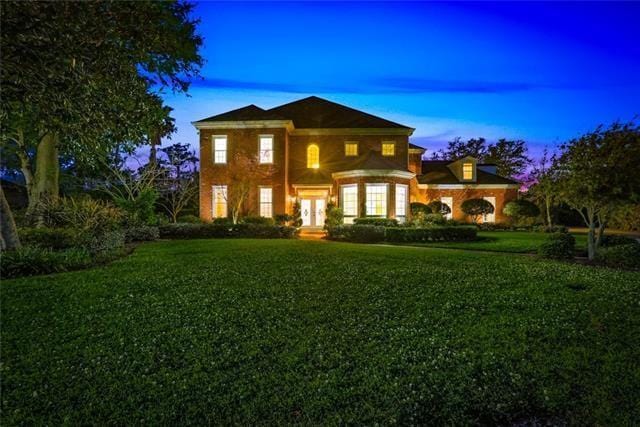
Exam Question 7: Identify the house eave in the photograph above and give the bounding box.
[290,128,414,136]
[332,169,416,180]
[417,183,520,190]
[192,120,294,131]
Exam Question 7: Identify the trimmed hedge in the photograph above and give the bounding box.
[124,226,160,243]
[595,243,640,270]
[327,225,477,243]
[385,226,477,243]
[537,232,575,260]
[353,217,399,227]
[158,223,298,239]
[240,216,275,226]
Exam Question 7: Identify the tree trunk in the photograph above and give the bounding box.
[27,133,60,223]
[0,184,21,251]
[595,215,608,249]
[586,209,596,261]
[545,196,552,226]
[15,127,35,201]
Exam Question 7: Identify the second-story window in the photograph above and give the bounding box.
[463,162,473,180]
[382,141,395,156]
[345,142,358,156]
[259,135,273,164]
[307,144,319,169]
[213,135,227,164]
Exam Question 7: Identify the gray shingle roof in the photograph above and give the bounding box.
[194,105,287,122]
[418,160,518,185]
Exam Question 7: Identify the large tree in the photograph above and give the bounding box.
[526,149,559,226]
[555,121,640,260]
[0,1,202,218]
[432,137,531,178]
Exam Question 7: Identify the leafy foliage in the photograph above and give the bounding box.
[595,243,640,270]
[461,199,495,224]
[537,232,576,260]
[124,226,160,243]
[1,246,91,278]
[427,201,451,215]
[36,197,122,232]
[353,217,399,227]
[324,202,344,228]
[503,200,540,222]
[158,223,298,239]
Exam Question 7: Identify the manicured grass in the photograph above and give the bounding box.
[2,239,639,424]
[401,231,589,253]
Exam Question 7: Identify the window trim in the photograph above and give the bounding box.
[259,186,273,218]
[365,183,388,217]
[307,143,320,169]
[258,134,274,164]
[212,135,227,164]
[340,184,358,224]
[344,141,358,157]
[381,141,395,157]
[212,185,228,218]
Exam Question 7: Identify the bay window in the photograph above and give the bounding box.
[366,183,387,217]
[341,184,358,224]
[395,184,408,223]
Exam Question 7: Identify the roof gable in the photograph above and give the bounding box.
[195,104,287,122]
[419,160,518,185]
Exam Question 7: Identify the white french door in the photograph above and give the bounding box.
[300,198,326,227]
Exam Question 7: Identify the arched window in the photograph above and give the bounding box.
[307,144,319,169]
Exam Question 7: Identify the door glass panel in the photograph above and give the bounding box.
[315,199,326,227]
[301,199,312,226]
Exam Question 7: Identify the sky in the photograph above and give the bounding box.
[161,1,640,160]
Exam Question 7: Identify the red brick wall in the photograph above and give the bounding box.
[416,187,518,223]
[198,127,288,221]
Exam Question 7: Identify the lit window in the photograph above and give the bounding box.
[213,136,227,164]
[259,135,273,164]
[463,163,473,180]
[395,184,407,222]
[382,142,395,156]
[259,187,273,218]
[341,185,358,224]
[366,184,387,217]
[307,144,319,169]
[212,185,227,218]
[345,142,358,156]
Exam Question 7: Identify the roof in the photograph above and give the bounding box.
[195,96,411,129]
[418,160,518,185]
[194,104,286,122]
[409,143,425,151]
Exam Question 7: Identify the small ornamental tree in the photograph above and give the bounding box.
[410,202,431,223]
[461,198,494,224]
[503,200,540,224]
[225,152,276,224]
[324,202,343,229]
[291,200,303,227]
[427,201,451,215]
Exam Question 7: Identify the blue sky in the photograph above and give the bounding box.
[162,1,640,159]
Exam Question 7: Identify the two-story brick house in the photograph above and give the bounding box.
[193,96,518,227]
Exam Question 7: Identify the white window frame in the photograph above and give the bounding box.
[259,135,274,164]
[259,187,273,218]
[365,183,388,217]
[381,141,395,157]
[395,184,408,223]
[212,135,227,164]
[340,184,358,224]
[344,141,358,157]
[212,185,228,218]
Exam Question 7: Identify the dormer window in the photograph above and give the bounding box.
[463,162,473,180]
[382,142,395,156]
[307,144,319,169]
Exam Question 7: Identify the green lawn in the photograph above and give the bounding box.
[2,239,639,424]
[400,231,589,253]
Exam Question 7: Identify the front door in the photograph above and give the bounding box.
[300,198,326,227]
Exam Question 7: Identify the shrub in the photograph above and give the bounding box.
[37,197,122,232]
[599,235,638,247]
[113,188,158,226]
[353,217,398,227]
[348,225,386,243]
[1,247,91,279]
[422,213,446,225]
[212,217,233,225]
[291,200,303,227]
[384,226,477,243]
[537,232,575,260]
[158,223,298,239]
[82,230,126,257]
[426,201,451,215]
[595,243,640,270]
[533,225,568,233]
[124,226,160,243]
[410,202,431,216]
[274,214,292,226]
[18,227,83,250]
[324,203,343,228]
[461,199,495,224]
[177,214,202,224]
[503,200,540,222]
[241,216,275,226]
